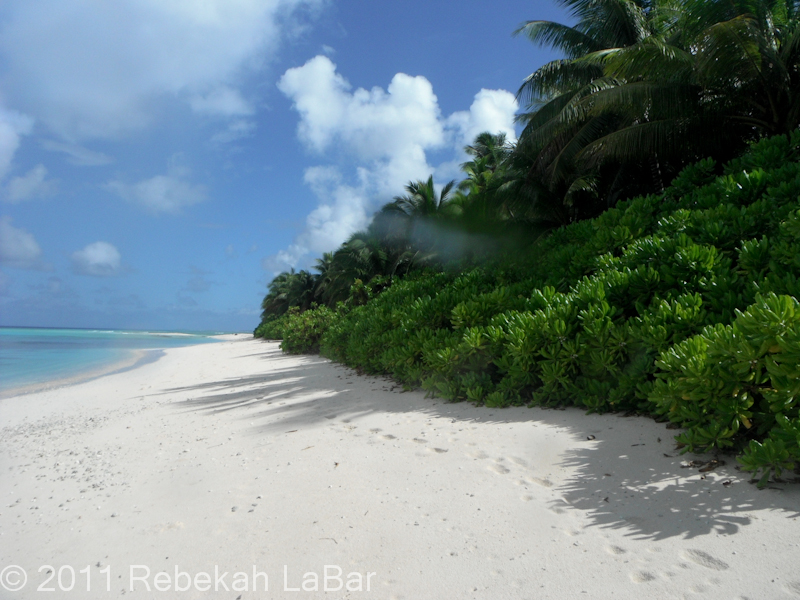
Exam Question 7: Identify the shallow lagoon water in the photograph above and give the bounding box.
[0,327,220,395]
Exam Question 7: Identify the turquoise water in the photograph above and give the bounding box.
[0,327,221,395]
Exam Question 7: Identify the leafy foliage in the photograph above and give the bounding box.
[272,134,800,484]
[652,292,800,485]
[512,0,800,222]
[279,305,339,355]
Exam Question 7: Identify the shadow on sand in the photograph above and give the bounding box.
[164,341,800,542]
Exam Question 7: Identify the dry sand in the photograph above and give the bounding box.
[1,336,799,599]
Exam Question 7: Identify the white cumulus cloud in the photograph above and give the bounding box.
[300,165,372,252]
[267,56,519,270]
[278,55,445,162]
[0,0,324,141]
[447,88,518,150]
[0,216,44,269]
[270,56,451,269]
[71,241,122,277]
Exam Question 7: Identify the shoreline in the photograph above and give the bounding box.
[0,349,161,400]
[1,337,798,599]
[0,332,241,400]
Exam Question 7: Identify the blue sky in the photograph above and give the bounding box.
[0,0,569,332]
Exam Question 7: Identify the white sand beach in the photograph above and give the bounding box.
[1,336,799,599]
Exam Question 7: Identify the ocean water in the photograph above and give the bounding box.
[0,327,222,395]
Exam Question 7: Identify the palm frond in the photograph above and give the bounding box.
[600,39,695,82]
[517,59,603,105]
[697,15,765,86]
[514,20,602,57]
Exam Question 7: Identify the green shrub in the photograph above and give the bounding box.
[651,293,800,486]
[267,133,800,485]
[280,305,337,354]
[254,309,297,340]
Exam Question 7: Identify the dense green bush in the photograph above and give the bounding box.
[652,293,800,485]
[267,134,800,484]
[252,305,339,354]
[280,305,338,354]
[253,309,297,340]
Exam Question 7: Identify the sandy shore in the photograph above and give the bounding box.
[1,336,799,599]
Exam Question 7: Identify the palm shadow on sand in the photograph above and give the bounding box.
[164,341,800,543]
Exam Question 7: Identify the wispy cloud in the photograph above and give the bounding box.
[0,106,34,180]
[190,86,254,117]
[0,0,325,141]
[41,140,113,166]
[183,266,215,293]
[0,216,48,269]
[106,160,206,214]
[3,164,56,203]
[210,119,257,144]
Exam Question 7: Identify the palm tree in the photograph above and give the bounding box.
[312,252,335,301]
[512,0,677,219]
[385,175,458,219]
[260,269,317,318]
[374,175,461,260]
[458,133,512,198]
[514,0,800,216]
[582,0,800,166]
[463,132,513,168]
[310,232,387,305]
[451,132,516,227]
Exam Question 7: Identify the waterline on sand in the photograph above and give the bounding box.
[0,348,163,399]
[0,327,221,397]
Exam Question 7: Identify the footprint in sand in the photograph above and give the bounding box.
[370,428,382,433]
[528,476,553,488]
[520,494,534,502]
[605,545,627,555]
[428,448,448,454]
[630,571,656,583]
[681,549,729,571]
[509,457,529,468]
[382,434,396,440]
[548,498,571,514]
[412,438,427,444]
[489,463,510,475]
